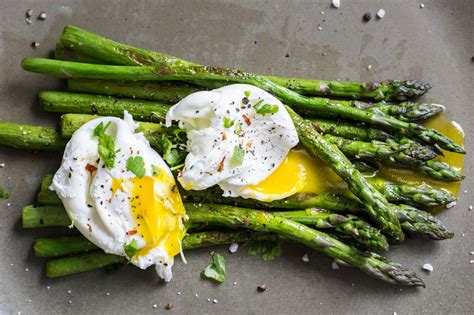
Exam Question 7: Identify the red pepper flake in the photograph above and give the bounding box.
[108,198,112,204]
[126,229,137,235]
[242,114,251,126]
[85,163,97,174]
[217,156,226,172]
[242,219,250,226]
[221,132,227,141]
[246,140,253,148]
[87,223,92,232]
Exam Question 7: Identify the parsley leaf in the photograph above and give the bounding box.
[223,116,234,128]
[234,122,243,136]
[123,239,140,258]
[254,100,279,115]
[244,90,251,98]
[93,121,111,137]
[232,146,245,166]
[98,133,120,169]
[158,134,187,167]
[201,252,226,283]
[126,156,146,178]
[247,240,281,262]
[0,186,9,199]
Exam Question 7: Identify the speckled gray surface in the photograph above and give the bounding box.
[0,0,473,314]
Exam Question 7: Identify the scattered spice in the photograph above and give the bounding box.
[242,114,251,126]
[257,285,267,292]
[285,53,290,58]
[85,163,97,174]
[376,9,386,19]
[87,223,92,232]
[126,229,137,235]
[165,303,174,310]
[363,12,372,22]
[217,156,226,172]
[31,41,40,48]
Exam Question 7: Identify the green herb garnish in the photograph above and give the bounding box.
[0,186,9,199]
[151,164,162,176]
[254,100,279,115]
[244,90,251,98]
[232,146,245,166]
[223,116,234,128]
[201,252,226,283]
[234,122,243,136]
[158,134,187,167]
[126,156,146,178]
[97,133,120,169]
[123,239,140,258]
[93,121,111,137]
[247,240,281,262]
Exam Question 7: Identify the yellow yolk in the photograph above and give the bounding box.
[246,150,346,200]
[112,168,186,259]
[247,115,465,208]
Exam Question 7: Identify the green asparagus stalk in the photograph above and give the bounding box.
[24,203,385,250]
[67,79,440,122]
[395,204,454,239]
[395,159,464,182]
[68,79,202,104]
[59,25,431,101]
[286,107,404,241]
[21,58,463,154]
[379,183,456,207]
[35,230,274,258]
[24,203,423,285]
[274,209,388,251]
[0,121,66,151]
[39,91,170,122]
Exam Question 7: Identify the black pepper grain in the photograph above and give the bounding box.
[257,285,267,292]
[363,12,372,22]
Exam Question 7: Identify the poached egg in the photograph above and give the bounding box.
[51,112,185,282]
[166,84,326,201]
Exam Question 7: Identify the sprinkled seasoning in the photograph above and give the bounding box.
[257,285,267,292]
[165,303,174,310]
[376,9,386,19]
[31,41,40,48]
[38,11,47,21]
[363,12,372,22]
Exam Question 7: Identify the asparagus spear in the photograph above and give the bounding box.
[35,230,274,258]
[392,159,464,182]
[24,203,386,250]
[59,25,431,101]
[24,203,423,285]
[39,90,170,122]
[0,121,66,151]
[274,209,388,251]
[286,107,404,241]
[380,183,456,207]
[68,79,202,104]
[21,58,463,154]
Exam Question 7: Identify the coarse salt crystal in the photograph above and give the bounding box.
[422,263,433,272]
[212,299,218,304]
[228,243,239,253]
[446,201,457,209]
[302,254,309,262]
[469,205,473,211]
[420,3,425,8]
[332,260,339,270]
[317,26,323,31]
[367,65,372,71]
[377,9,386,19]
[332,0,341,9]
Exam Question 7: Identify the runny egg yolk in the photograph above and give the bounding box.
[246,150,346,200]
[112,168,185,259]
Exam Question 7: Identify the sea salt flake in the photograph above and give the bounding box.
[302,254,309,262]
[377,9,386,19]
[228,243,239,253]
[422,263,433,272]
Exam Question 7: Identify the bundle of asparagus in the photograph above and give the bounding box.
[0,25,466,287]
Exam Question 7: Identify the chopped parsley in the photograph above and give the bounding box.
[93,122,119,168]
[126,156,146,178]
[234,122,243,136]
[123,239,140,258]
[254,100,279,115]
[0,186,9,199]
[151,164,162,176]
[232,146,245,166]
[247,240,281,262]
[223,116,234,128]
[244,90,251,98]
[201,252,226,283]
[93,121,111,137]
[157,134,187,167]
